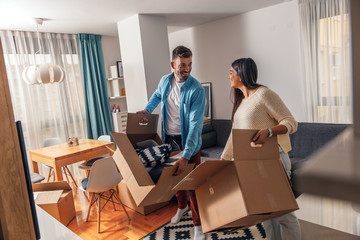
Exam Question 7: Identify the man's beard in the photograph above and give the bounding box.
[177,71,189,81]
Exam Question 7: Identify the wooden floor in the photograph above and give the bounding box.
[66,185,178,240]
[63,182,360,240]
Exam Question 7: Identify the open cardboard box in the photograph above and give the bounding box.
[32,181,76,226]
[118,180,169,215]
[111,113,194,207]
[173,129,299,233]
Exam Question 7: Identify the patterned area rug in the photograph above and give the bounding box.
[140,211,267,240]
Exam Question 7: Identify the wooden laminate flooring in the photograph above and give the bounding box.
[64,183,360,240]
[67,186,178,240]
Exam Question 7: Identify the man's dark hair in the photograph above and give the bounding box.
[172,45,192,60]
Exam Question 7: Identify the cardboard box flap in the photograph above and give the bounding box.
[137,163,195,207]
[111,132,154,186]
[173,160,232,191]
[233,160,298,214]
[232,129,279,160]
[156,163,195,186]
[32,181,72,192]
[35,190,63,205]
[126,113,158,134]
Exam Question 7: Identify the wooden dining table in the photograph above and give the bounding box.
[30,139,115,181]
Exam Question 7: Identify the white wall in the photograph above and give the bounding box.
[101,35,121,77]
[117,15,148,112]
[101,35,127,112]
[117,15,171,113]
[138,15,171,100]
[169,1,306,122]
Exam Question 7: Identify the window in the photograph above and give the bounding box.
[0,31,86,153]
[317,14,351,123]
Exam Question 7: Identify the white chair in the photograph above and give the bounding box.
[81,156,130,233]
[79,135,112,201]
[98,135,111,142]
[78,135,111,174]
[43,138,78,188]
[30,172,45,183]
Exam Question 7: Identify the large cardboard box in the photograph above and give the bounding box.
[118,180,169,215]
[32,181,76,226]
[111,113,194,207]
[174,129,299,233]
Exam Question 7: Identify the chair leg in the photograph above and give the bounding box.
[109,190,116,211]
[63,166,70,183]
[113,189,130,220]
[86,193,94,222]
[46,168,52,182]
[83,191,90,202]
[64,166,78,188]
[120,198,130,221]
[97,194,101,233]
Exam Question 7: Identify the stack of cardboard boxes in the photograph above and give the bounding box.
[112,114,298,233]
[174,129,298,233]
[111,113,194,214]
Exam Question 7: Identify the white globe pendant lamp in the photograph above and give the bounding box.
[22,18,65,85]
[23,64,64,85]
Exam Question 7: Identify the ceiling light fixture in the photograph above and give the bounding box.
[22,18,64,85]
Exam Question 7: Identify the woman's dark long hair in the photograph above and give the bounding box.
[231,58,261,121]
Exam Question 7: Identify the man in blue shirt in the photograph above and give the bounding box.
[137,46,205,239]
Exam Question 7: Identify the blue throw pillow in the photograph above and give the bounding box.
[81,177,89,190]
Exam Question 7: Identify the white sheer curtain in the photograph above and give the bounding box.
[298,0,352,123]
[0,30,87,180]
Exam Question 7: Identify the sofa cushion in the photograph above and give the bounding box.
[200,156,218,162]
[202,122,214,134]
[288,122,349,159]
[211,120,232,147]
[201,146,223,159]
[201,131,217,149]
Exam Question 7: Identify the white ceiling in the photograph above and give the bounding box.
[0,0,286,36]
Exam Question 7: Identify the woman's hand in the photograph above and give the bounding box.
[252,128,270,145]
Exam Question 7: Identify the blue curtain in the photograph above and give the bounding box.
[78,34,113,139]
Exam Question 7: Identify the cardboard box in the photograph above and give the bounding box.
[111,113,194,207]
[118,180,169,215]
[32,181,76,226]
[173,129,298,233]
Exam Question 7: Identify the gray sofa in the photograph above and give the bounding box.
[201,120,232,159]
[201,120,350,197]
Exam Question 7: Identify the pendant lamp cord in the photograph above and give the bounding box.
[35,23,42,55]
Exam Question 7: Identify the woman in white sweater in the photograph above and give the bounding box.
[221,58,301,240]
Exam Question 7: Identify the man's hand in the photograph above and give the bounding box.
[173,157,188,175]
[136,109,149,114]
